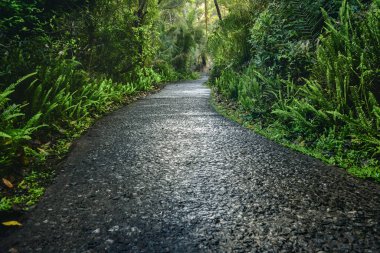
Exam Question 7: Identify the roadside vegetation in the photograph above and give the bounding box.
[1,0,379,214]
[0,0,207,211]
[208,0,380,181]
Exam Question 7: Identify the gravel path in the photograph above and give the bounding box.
[1,78,380,252]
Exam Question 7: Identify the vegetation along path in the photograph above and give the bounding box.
[1,78,380,252]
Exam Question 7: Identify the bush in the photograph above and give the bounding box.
[0,74,45,167]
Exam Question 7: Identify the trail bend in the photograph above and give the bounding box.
[1,77,379,252]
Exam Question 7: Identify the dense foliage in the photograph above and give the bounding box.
[0,0,208,209]
[1,0,379,211]
[209,0,380,181]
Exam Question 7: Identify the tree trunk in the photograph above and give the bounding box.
[204,0,208,39]
[135,0,148,66]
[214,0,222,21]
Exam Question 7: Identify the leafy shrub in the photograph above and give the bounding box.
[154,61,179,82]
[0,74,45,167]
[0,63,139,172]
[127,67,162,91]
[208,9,253,70]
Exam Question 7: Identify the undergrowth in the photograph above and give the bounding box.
[0,0,206,212]
[0,62,191,211]
[209,0,380,182]
[211,89,380,182]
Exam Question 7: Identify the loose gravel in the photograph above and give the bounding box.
[1,77,379,252]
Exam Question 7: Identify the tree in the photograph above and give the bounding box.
[214,0,222,21]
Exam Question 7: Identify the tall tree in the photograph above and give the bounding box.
[214,0,222,21]
[204,0,208,39]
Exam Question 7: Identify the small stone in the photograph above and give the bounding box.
[108,225,120,232]
[106,239,114,244]
[92,228,100,234]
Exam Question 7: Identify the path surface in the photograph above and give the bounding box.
[1,78,380,252]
